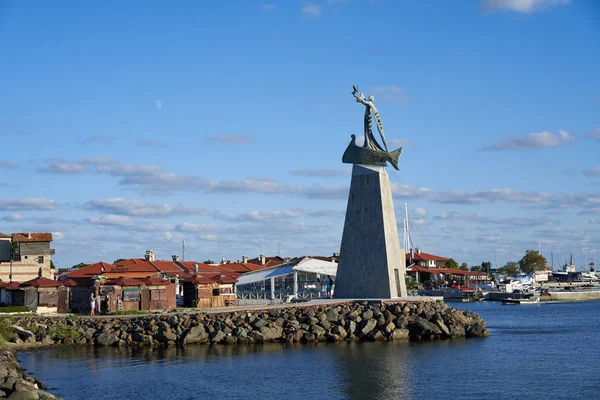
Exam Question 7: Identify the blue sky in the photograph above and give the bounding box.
[0,0,599,270]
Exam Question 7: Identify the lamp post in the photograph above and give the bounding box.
[9,241,13,283]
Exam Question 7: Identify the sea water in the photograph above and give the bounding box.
[17,301,600,400]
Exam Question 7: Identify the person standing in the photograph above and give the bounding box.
[90,294,96,316]
[327,275,334,298]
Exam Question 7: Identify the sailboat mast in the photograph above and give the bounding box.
[583,233,588,271]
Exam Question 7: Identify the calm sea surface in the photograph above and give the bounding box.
[18,301,600,400]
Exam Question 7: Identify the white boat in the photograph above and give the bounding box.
[501,297,540,305]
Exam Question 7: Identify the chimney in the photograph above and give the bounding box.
[172,254,179,262]
[409,248,414,262]
[416,247,421,255]
[242,255,248,264]
[260,254,266,265]
[221,256,226,264]
[145,250,155,262]
[194,264,199,274]
[27,231,32,239]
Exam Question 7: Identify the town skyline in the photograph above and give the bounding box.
[1,0,599,269]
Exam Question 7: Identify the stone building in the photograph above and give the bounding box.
[0,232,55,282]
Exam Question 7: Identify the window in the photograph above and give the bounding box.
[38,256,44,264]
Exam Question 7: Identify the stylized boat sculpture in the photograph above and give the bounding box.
[342,86,403,170]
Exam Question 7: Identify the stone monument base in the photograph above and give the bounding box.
[333,164,407,299]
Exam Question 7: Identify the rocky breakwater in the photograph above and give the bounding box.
[8,301,488,348]
[0,349,59,399]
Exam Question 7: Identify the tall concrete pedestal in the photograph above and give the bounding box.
[333,164,407,299]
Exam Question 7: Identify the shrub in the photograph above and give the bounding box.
[0,306,30,314]
[49,323,81,340]
[0,317,15,346]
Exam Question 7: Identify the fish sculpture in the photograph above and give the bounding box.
[342,85,403,170]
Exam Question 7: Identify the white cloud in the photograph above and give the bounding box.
[88,214,134,227]
[481,0,570,13]
[586,128,600,140]
[0,214,25,222]
[302,5,322,17]
[370,86,410,103]
[156,100,162,109]
[261,4,276,11]
[83,198,211,218]
[413,208,428,217]
[389,138,412,148]
[0,198,59,211]
[433,211,558,227]
[485,130,573,151]
[38,159,88,174]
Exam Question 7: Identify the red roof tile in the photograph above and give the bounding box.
[69,262,114,278]
[143,276,170,286]
[21,277,63,288]
[106,277,145,286]
[406,251,449,261]
[109,260,159,274]
[149,260,186,273]
[11,232,53,242]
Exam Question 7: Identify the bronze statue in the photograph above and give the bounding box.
[342,85,402,170]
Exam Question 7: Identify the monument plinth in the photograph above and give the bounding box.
[333,86,407,299]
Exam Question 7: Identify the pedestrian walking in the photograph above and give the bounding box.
[90,294,96,316]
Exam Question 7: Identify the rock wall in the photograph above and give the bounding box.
[0,349,59,399]
[8,301,488,348]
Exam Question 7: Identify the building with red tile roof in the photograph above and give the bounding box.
[406,248,450,269]
[0,231,55,282]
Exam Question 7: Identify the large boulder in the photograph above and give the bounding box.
[209,330,226,344]
[390,329,409,340]
[359,319,377,336]
[260,325,283,341]
[184,325,209,344]
[11,326,34,342]
[96,333,119,346]
[406,317,442,337]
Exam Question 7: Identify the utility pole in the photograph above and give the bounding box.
[538,240,541,255]
[277,243,281,258]
[181,239,185,261]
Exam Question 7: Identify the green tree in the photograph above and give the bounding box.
[50,260,56,270]
[71,262,90,269]
[518,250,547,273]
[470,265,483,272]
[498,261,519,276]
[459,262,469,271]
[481,261,492,274]
[113,258,127,264]
[202,259,215,264]
[446,258,459,269]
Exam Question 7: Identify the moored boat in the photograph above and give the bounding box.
[501,297,540,305]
